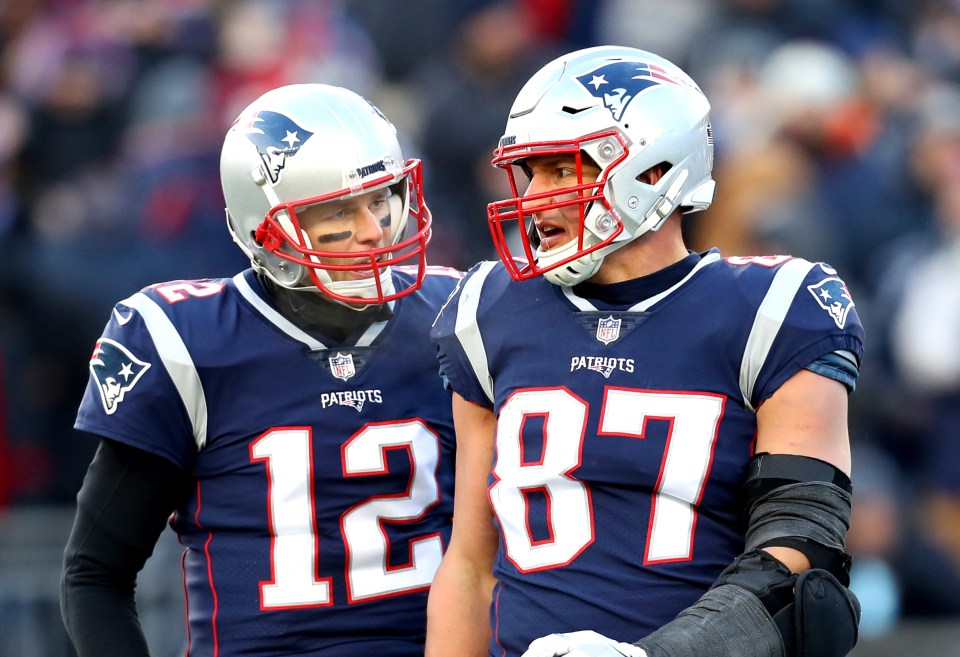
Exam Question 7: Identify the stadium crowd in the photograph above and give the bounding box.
[0,0,959,649]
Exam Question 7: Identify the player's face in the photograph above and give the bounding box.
[521,154,602,253]
[296,188,391,283]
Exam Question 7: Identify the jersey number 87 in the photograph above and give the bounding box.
[491,387,724,571]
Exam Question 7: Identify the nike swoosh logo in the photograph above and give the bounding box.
[113,307,134,325]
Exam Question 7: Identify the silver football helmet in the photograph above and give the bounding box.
[488,46,715,286]
[221,84,432,304]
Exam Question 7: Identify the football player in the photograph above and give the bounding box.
[427,46,863,657]
[61,84,461,657]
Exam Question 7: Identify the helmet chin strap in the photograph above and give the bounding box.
[535,198,609,286]
[539,237,604,286]
[323,269,396,309]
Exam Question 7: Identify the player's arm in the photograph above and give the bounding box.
[752,367,851,573]
[61,437,192,657]
[631,368,858,657]
[523,369,859,657]
[426,392,500,657]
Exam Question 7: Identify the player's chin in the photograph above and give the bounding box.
[538,232,577,254]
[330,267,375,282]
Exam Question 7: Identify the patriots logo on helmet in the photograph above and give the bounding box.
[89,338,151,415]
[576,61,686,122]
[242,111,314,184]
[807,277,855,329]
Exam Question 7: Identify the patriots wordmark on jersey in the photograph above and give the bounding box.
[76,267,461,657]
[431,251,863,657]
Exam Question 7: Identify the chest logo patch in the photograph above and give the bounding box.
[329,352,357,381]
[596,316,622,345]
[89,338,151,415]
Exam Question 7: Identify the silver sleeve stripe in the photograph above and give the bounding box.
[120,292,209,450]
[739,258,816,412]
[835,349,857,366]
[453,261,498,405]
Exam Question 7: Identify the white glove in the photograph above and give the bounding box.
[521,630,648,657]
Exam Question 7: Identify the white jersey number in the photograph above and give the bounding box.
[251,420,443,608]
[491,388,723,571]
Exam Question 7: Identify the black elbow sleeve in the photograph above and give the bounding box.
[743,452,853,582]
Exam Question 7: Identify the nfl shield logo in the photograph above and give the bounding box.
[596,316,621,345]
[329,352,356,381]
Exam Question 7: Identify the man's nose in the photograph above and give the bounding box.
[523,174,553,208]
[355,209,385,244]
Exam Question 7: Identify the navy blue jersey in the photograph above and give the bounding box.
[76,266,462,657]
[431,251,864,657]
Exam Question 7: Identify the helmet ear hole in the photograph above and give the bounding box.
[635,162,672,186]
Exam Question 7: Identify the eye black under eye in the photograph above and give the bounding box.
[314,230,352,244]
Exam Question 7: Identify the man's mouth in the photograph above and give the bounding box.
[536,223,567,251]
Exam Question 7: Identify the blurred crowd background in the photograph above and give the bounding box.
[1,0,960,655]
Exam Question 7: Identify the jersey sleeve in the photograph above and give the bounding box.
[75,293,199,472]
[430,262,499,409]
[751,260,865,407]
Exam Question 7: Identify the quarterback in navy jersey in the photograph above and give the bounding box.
[62,84,461,657]
[426,47,863,657]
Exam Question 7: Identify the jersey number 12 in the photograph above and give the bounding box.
[251,420,444,608]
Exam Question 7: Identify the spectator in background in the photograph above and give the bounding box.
[0,0,387,505]
[689,39,904,290]
[884,82,960,590]
[847,443,960,635]
[414,0,554,268]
